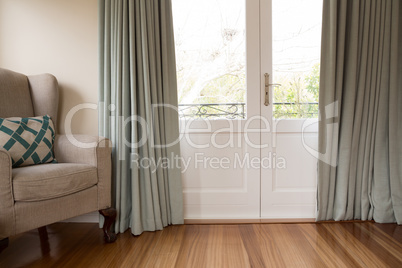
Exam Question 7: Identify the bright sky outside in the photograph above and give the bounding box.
[273,0,323,74]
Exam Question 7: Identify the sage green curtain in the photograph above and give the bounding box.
[317,0,402,224]
[98,0,184,235]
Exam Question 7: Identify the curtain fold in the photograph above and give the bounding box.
[98,0,184,235]
[317,0,402,224]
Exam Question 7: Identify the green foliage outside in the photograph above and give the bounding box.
[199,74,246,104]
[273,63,320,118]
[177,72,246,119]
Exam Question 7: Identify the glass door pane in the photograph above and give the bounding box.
[272,0,322,119]
[172,0,246,119]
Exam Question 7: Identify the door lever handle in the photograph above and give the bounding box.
[264,73,281,106]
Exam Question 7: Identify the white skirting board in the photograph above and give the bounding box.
[62,212,99,223]
[61,214,316,224]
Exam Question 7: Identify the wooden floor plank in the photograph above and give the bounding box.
[372,222,402,244]
[118,231,162,268]
[238,225,268,267]
[202,225,250,268]
[322,223,389,267]
[260,224,327,267]
[0,222,401,268]
[255,224,286,267]
[0,223,99,268]
[145,225,185,268]
[299,223,360,268]
[103,229,161,267]
[343,223,402,267]
[358,222,402,261]
[51,225,109,268]
[173,225,210,267]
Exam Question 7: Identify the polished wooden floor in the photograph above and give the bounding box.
[1,222,401,267]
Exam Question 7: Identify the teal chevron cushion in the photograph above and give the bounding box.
[0,115,56,168]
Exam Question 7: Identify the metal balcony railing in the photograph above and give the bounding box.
[178,103,246,119]
[178,102,318,119]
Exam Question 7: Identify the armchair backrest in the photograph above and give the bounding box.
[0,68,59,131]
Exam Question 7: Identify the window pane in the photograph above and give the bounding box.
[172,0,246,119]
[272,0,322,119]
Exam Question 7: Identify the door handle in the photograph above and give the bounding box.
[264,73,281,106]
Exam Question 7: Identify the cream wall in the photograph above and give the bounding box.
[0,0,99,135]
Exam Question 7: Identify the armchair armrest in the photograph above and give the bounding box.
[54,135,111,166]
[0,148,15,238]
[54,135,113,209]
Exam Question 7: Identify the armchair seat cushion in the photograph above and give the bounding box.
[13,163,97,202]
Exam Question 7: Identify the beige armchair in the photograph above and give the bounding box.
[0,68,116,252]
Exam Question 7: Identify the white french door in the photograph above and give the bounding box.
[176,0,262,219]
[173,0,321,219]
[259,0,321,219]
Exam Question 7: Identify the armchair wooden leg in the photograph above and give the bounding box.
[38,226,50,255]
[99,208,117,243]
[38,226,48,240]
[0,237,9,254]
